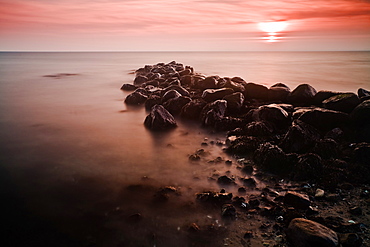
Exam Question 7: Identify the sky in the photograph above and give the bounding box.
[0,0,369,51]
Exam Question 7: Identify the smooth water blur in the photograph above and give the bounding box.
[0,51,369,245]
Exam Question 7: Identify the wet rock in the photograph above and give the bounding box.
[217,175,235,185]
[221,204,236,217]
[283,191,311,209]
[124,90,148,105]
[225,78,245,92]
[253,142,289,174]
[244,82,269,100]
[223,92,244,112]
[293,153,323,181]
[195,76,219,90]
[196,191,233,204]
[144,105,177,130]
[353,143,370,165]
[162,89,181,103]
[340,233,363,247]
[179,68,192,76]
[244,121,274,137]
[133,75,148,85]
[120,83,137,91]
[351,99,370,126]
[250,104,291,129]
[145,94,162,111]
[313,91,341,105]
[163,96,191,115]
[349,206,363,216]
[202,88,234,102]
[161,85,190,97]
[358,88,370,98]
[298,108,350,132]
[280,120,320,153]
[268,83,291,102]
[226,136,262,155]
[200,100,227,127]
[181,99,207,120]
[286,218,339,247]
[214,117,245,131]
[323,93,360,113]
[312,139,338,159]
[180,74,193,86]
[287,84,317,105]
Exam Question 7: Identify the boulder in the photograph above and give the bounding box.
[224,78,245,92]
[124,90,148,105]
[180,75,193,86]
[223,92,244,112]
[133,75,148,85]
[313,91,340,105]
[297,108,350,132]
[181,99,207,120]
[244,82,269,100]
[226,136,262,155]
[200,100,227,127]
[145,94,162,111]
[194,76,218,90]
[202,88,234,102]
[144,105,177,130]
[268,83,291,102]
[358,88,370,98]
[351,99,370,126]
[313,139,338,159]
[120,83,137,91]
[283,191,311,209]
[280,120,320,153]
[323,93,360,113]
[253,142,289,174]
[287,84,317,105]
[162,90,181,103]
[244,121,274,137]
[293,153,323,181]
[179,68,192,76]
[214,117,245,131]
[163,96,191,115]
[286,218,339,247]
[250,104,291,129]
[161,85,190,97]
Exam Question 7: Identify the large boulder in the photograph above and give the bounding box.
[313,91,341,106]
[161,85,190,97]
[253,142,289,174]
[358,88,370,100]
[194,76,218,90]
[244,82,269,100]
[280,120,320,153]
[250,104,291,129]
[351,99,370,126]
[287,84,317,105]
[202,88,234,102]
[133,75,148,85]
[286,218,339,247]
[268,83,291,102]
[297,108,350,132]
[223,92,244,112]
[163,96,191,115]
[124,90,148,105]
[293,153,323,181]
[120,84,137,91]
[181,99,207,120]
[144,105,177,130]
[162,90,181,103]
[224,78,245,92]
[244,121,274,137]
[200,100,227,127]
[323,93,360,113]
[145,94,162,111]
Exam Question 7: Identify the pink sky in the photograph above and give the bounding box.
[0,0,369,51]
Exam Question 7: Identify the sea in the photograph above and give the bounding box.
[0,51,369,246]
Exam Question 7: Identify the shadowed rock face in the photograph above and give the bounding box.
[323,93,360,113]
[144,105,177,130]
[288,84,317,105]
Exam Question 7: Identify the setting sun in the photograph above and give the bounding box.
[258,21,289,35]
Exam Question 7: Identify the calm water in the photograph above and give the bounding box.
[0,51,369,246]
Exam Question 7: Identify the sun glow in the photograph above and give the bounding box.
[258,21,289,43]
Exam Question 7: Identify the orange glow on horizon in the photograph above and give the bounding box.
[258,21,289,43]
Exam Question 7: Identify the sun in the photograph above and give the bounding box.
[258,21,288,35]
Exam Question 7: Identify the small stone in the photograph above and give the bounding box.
[349,206,362,216]
[225,160,232,165]
[340,233,363,247]
[243,230,253,238]
[221,204,236,217]
[283,191,311,209]
[217,175,235,185]
[188,223,200,232]
[315,188,325,198]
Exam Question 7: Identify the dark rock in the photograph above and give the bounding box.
[244,121,274,137]
[161,85,190,97]
[312,139,338,159]
[250,104,291,129]
[214,117,245,131]
[180,74,193,86]
[242,178,256,187]
[124,90,148,105]
[340,233,363,247]
[244,82,269,100]
[145,94,162,111]
[144,105,177,130]
[298,108,350,132]
[313,91,341,105]
[200,100,227,127]
[202,88,234,102]
[188,223,200,232]
[349,206,362,216]
[162,89,181,103]
[280,120,320,153]
[287,84,317,105]
[323,93,360,113]
[248,195,260,208]
[224,78,245,92]
[226,136,262,155]
[286,218,339,247]
[221,204,236,217]
[253,142,289,174]
[358,88,370,98]
[217,175,235,185]
[268,83,291,102]
[325,128,344,141]
[351,99,370,126]
[243,230,253,238]
[241,165,254,174]
[133,75,148,85]
[294,153,323,181]
[223,92,244,112]
[353,143,370,165]
[120,83,137,91]
[196,191,233,204]
[181,99,207,120]
[195,76,218,90]
[231,76,246,84]
[179,68,192,76]
[163,96,191,115]
[283,191,311,209]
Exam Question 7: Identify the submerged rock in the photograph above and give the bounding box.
[144,105,177,130]
[286,218,339,247]
[124,90,148,105]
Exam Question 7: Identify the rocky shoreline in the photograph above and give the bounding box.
[121,61,370,246]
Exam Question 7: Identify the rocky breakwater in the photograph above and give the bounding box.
[121,61,370,246]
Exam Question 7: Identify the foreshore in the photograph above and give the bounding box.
[121,61,370,246]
